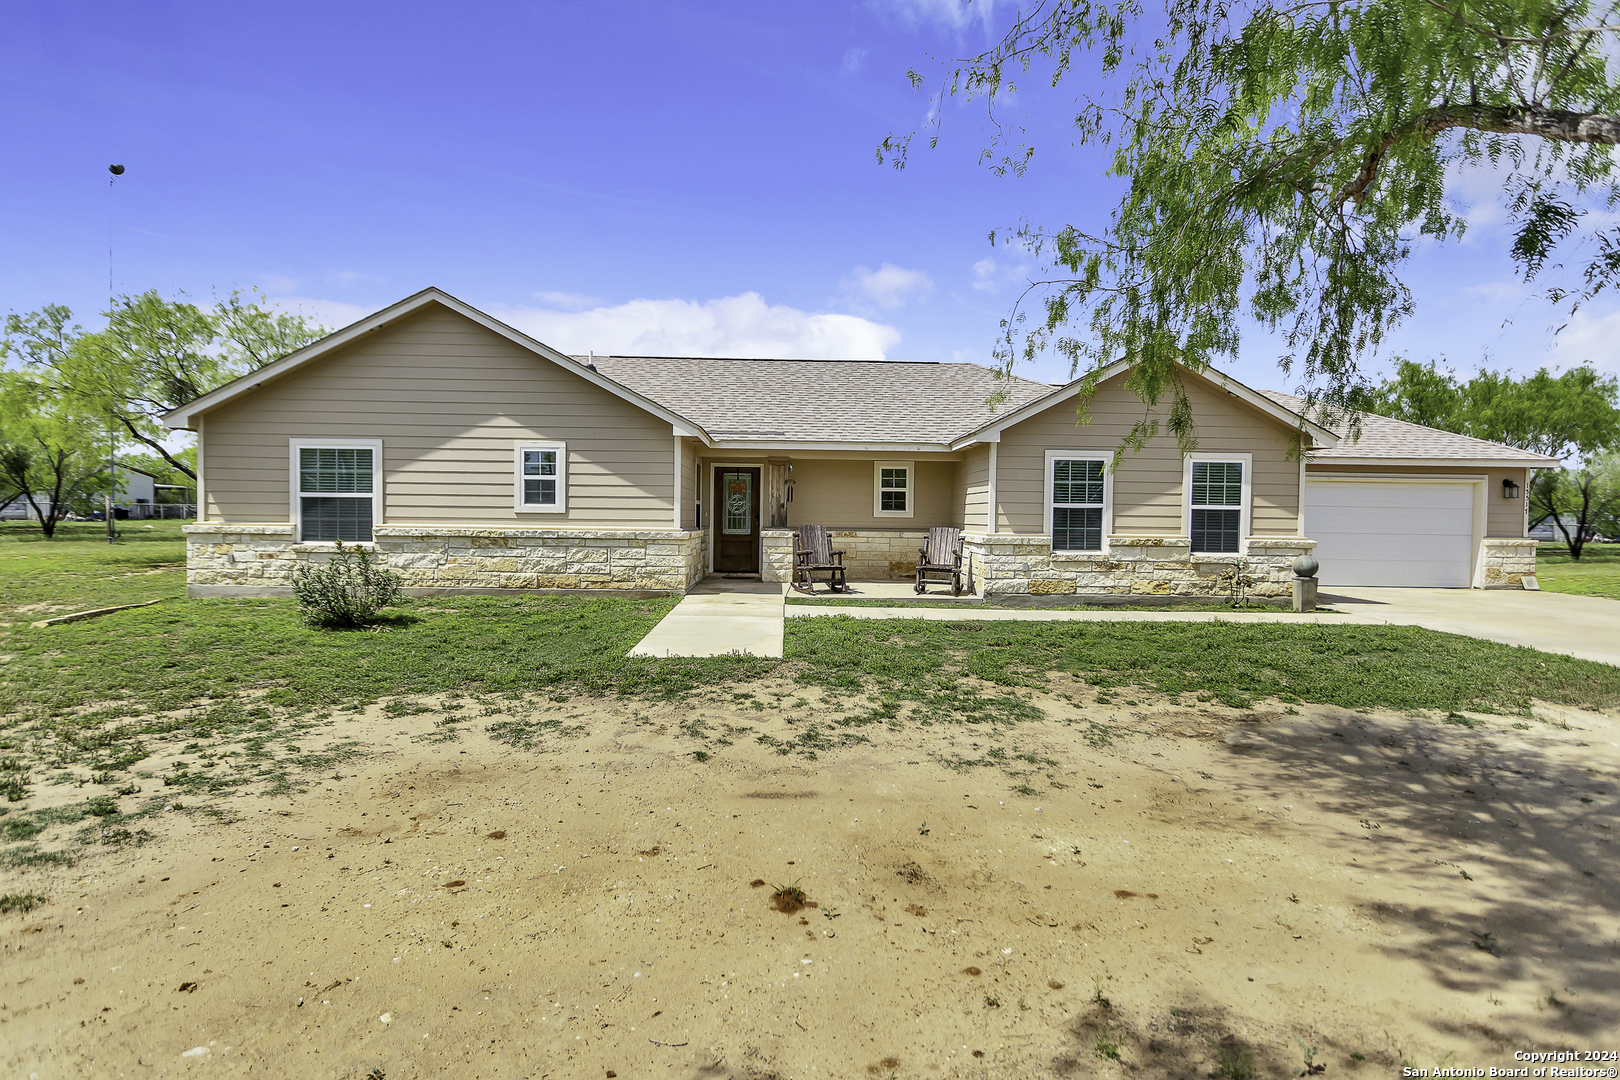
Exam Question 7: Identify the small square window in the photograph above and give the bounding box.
[515,444,567,513]
[874,461,913,517]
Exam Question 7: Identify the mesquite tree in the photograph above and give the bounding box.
[885,0,1620,445]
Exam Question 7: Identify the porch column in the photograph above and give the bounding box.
[765,457,792,529]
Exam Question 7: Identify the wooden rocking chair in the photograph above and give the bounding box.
[793,525,848,593]
[915,526,965,595]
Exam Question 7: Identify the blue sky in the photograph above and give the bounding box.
[4,0,1616,393]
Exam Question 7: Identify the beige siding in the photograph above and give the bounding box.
[996,372,1303,536]
[201,304,676,527]
[958,444,989,530]
[680,439,699,530]
[784,458,959,530]
[1307,463,1530,537]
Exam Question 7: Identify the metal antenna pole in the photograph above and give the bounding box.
[106,163,125,544]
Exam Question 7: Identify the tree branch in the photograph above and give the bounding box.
[1341,104,1620,205]
[117,415,197,481]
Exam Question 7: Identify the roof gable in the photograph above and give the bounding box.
[950,359,1339,449]
[162,288,709,438]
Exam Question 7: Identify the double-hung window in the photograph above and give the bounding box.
[1187,457,1248,553]
[294,441,379,542]
[1047,454,1109,552]
[873,460,913,518]
[515,442,567,513]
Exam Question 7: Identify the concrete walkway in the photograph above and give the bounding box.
[627,579,784,658]
[1320,586,1620,667]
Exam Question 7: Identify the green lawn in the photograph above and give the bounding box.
[1536,541,1620,601]
[3,525,1620,797]
[4,526,1620,865]
[0,519,189,618]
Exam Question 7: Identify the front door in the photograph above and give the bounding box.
[713,467,761,574]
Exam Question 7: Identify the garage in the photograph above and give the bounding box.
[1304,479,1477,587]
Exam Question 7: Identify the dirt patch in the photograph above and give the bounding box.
[2,690,1618,1078]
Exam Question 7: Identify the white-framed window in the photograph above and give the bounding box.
[290,439,381,543]
[1183,453,1252,554]
[873,460,913,518]
[514,442,567,513]
[1045,452,1112,552]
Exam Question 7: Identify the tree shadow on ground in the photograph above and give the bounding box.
[1203,704,1618,1041]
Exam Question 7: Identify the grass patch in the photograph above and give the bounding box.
[786,616,1620,715]
[0,520,188,618]
[2,593,771,726]
[5,528,1620,822]
[1536,541,1620,601]
[0,892,46,915]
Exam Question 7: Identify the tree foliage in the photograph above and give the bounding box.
[0,370,111,539]
[0,290,327,482]
[1530,450,1620,558]
[1370,359,1620,458]
[1372,359,1620,556]
[886,0,1620,437]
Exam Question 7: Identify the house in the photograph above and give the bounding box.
[162,288,1558,599]
[0,465,158,522]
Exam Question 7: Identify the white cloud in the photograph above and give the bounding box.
[533,291,602,311]
[972,257,999,292]
[875,0,1002,33]
[842,46,869,74]
[493,293,901,359]
[969,255,1031,294]
[842,262,934,310]
[1546,306,1620,374]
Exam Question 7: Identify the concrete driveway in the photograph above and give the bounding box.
[1322,587,1620,667]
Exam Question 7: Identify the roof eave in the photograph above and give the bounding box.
[707,439,957,453]
[1307,455,1562,468]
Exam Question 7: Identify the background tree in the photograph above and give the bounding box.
[888,0,1620,440]
[1372,359,1620,556]
[1371,360,1620,458]
[1,289,327,482]
[1530,450,1620,558]
[0,370,110,539]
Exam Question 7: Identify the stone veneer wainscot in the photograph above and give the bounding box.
[762,529,939,584]
[183,523,706,597]
[1480,537,1539,589]
[961,533,1319,599]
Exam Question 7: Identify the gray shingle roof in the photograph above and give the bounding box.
[1259,390,1560,464]
[584,355,1058,444]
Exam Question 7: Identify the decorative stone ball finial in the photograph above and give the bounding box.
[1292,554,1320,579]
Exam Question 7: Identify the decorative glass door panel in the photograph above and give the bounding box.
[722,472,753,535]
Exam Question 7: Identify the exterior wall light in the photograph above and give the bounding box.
[1502,478,1520,499]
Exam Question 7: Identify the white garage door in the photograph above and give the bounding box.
[1304,480,1475,587]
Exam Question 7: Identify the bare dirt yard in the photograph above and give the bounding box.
[4,680,1618,1079]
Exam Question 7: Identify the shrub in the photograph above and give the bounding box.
[291,541,404,628]
[0,893,47,915]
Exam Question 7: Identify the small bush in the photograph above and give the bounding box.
[1214,1039,1256,1080]
[0,892,47,915]
[291,542,403,628]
